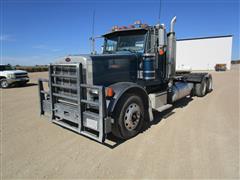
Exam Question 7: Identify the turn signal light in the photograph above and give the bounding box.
[159,49,164,55]
[106,87,114,97]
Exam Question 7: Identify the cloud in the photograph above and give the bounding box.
[33,44,61,52]
[0,34,15,42]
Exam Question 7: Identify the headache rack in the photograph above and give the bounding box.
[38,63,108,143]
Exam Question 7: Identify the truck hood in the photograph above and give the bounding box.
[55,53,139,86]
[55,54,90,69]
[90,53,139,86]
[55,53,139,68]
[90,53,138,61]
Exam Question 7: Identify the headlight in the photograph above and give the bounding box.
[7,74,15,79]
[89,89,99,96]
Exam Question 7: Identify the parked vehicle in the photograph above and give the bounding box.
[0,64,29,88]
[215,64,227,71]
[39,17,213,143]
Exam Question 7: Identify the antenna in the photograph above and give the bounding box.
[158,0,162,23]
[91,9,96,54]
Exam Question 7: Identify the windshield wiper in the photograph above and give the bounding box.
[119,48,136,53]
[104,50,116,54]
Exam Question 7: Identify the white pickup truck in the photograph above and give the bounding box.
[0,64,29,88]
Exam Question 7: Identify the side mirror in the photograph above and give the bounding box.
[101,45,104,54]
[90,36,103,55]
[158,24,167,48]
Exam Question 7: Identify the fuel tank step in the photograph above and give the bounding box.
[156,104,172,112]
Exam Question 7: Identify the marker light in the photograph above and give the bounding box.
[141,24,148,28]
[128,25,135,28]
[106,87,114,97]
[112,25,118,31]
[134,20,142,25]
[159,49,164,55]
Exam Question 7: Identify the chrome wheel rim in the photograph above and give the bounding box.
[124,103,141,131]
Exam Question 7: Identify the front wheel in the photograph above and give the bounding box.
[0,79,9,88]
[112,94,145,140]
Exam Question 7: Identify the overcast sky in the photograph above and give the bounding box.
[1,0,239,65]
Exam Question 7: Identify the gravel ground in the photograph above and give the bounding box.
[1,65,239,179]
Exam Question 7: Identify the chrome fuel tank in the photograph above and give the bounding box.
[172,82,193,102]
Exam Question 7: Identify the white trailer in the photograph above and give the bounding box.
[176,35,233,71]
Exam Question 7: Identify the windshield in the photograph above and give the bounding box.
[0,65,14,71]
[104,33,146,53]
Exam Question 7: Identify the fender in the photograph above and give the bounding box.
[107,82,154,121]
[182,73,209,83]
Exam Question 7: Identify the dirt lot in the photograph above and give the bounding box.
[1,65,239,179]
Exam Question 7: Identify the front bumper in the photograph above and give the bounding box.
[38,63,111,143]
[7,77,29,84]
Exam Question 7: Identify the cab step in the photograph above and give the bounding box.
[156,104,173,112]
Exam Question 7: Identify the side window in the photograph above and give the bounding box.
[150,34,155,53]
[146,32,156,53]
[105,39,117,52]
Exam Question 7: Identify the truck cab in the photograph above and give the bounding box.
[0,64,29,88]
[38,17,213,143]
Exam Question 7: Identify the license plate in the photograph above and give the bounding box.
[86,118,98,130]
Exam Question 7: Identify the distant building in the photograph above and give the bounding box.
[176,35,233,70]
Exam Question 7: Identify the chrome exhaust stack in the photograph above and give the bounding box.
[167,16,177,79]
[170,16,177,33]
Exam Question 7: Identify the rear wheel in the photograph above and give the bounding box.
[195,78,207,97]
[206,75,213,93]
[0,79,9,88]
[112,94,145,140]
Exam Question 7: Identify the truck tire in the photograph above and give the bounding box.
[0,79,9,88]
[206,75,213,93]
[112,93,145,140]
[195,78,207,97]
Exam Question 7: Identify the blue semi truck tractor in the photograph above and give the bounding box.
[38,17,213,143]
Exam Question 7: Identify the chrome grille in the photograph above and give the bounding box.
[15,73,28,79]
[51,65,78,103]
